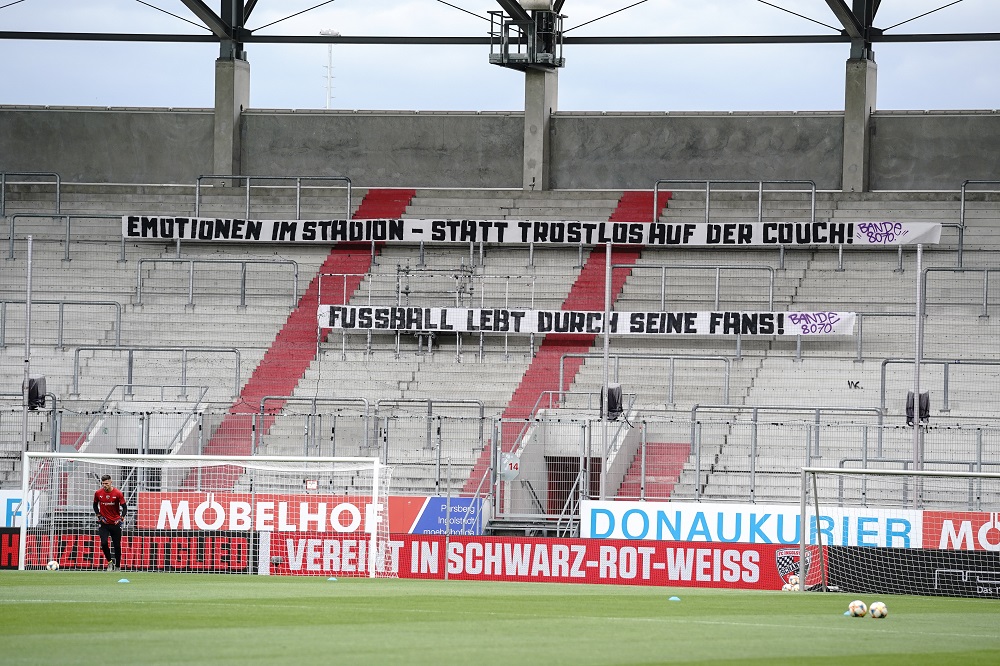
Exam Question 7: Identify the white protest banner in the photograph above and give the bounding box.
[318,306,856,337]
[123,216,941,247]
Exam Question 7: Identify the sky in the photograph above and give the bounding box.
[1,0,998,112]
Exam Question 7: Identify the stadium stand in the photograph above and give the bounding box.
[2,179,1000,526]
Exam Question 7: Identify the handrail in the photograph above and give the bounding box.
[835,457,1000,509]
[0,299,122,348]
[690,404,885,501]
[72,346,241,397]
[258,395,371,454]
[615,262,775,311]
[8,213,121,260]
[853,312,913,361]
[961,180,1000,266]
[879,357,1000,414]
[559,352,731,406]
[65,384,209,453]
[1,172,61,217]
[510,389,636,457]
[135,257,299,306]
[195,174,352,220]
[922,266,1000,318]
[374,398,486,463]
[652,178,817,225]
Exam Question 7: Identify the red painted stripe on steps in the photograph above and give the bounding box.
[199,189,415,470]
[615,442,691,500]
[461,191,669,494]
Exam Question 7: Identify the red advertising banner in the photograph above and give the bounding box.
[136,492,484,535]
[25,531,253,572]
[137,491,379,533]
[267,533,807,589]
[923,511,1000,551]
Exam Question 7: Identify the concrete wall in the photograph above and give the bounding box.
[1,106,997,190]
[550,112,844,190]
[871,112,1000,190]
[0,107,212,184]
[242,110,524,188]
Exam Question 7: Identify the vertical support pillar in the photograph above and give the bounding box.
[214,58,250,178]
[842,57,876,193]
[523,68,557,191]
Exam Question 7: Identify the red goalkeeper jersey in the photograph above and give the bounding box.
[94,487,127,524]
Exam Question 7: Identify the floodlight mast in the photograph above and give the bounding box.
[489,2,565,71]
[319,29,340,109]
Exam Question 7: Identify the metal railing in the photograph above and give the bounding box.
[618,263,775,310]
[194,174,352,221]
[853,312,913,361]
[922,266,1000,318]
[374,399,486,475]
[652,178,817,225]
[559,353,732,406]
[72,346,241,397]
[1,172,61,218]
[8,213,122,260]
[0,299,122,348]
[257,395,371,455]
[960,179,1000,266]
[135,257,299,306]
[690,404,886,501]
[63,384,210,454]
[879,357,1000,414]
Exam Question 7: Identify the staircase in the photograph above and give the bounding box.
[201,189,416,460]
[466,190,670,498]
[616,442,691,500]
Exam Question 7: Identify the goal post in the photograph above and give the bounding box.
[19,452,397,577]
[799,466,1000,598]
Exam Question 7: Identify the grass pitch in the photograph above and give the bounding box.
[2,572,999,665]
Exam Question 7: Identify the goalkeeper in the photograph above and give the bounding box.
[93,475,128,571]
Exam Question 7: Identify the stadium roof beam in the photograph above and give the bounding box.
[177,0,231,41]
[6,31,1000,45]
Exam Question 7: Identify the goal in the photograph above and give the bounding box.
[19,452,397,577]
[799,467,1000,598]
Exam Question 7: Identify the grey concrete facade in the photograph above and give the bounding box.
[1,106,997,190]
[842,58,877,193]
[523,69,558,190]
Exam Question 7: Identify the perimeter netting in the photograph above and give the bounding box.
[19,453,397,577]
[800,467,1000,598]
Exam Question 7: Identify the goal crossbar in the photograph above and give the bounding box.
[799,466,1000,597]
[18,452,394,577]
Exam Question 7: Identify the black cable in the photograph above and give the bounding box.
[253,0,339,32]
[565,0,650,34]
[434,0,489,22]
[133,0,210,31]
[756,0,839,32]
[883,0,965,32]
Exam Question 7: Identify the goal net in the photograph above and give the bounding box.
[19,452,397,577]
[799,467,1000,598]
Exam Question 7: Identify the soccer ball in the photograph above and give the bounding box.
[787,574,799,587]
[781,583,792,591]
[46,560,59,571]
[869,601,888,618]
[848,599,868,617]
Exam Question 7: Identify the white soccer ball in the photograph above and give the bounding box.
[46,560,59,571]
[869,601,888,618]
[781,583,792,591]
[787,574,799,587]
[848,599,868,617]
